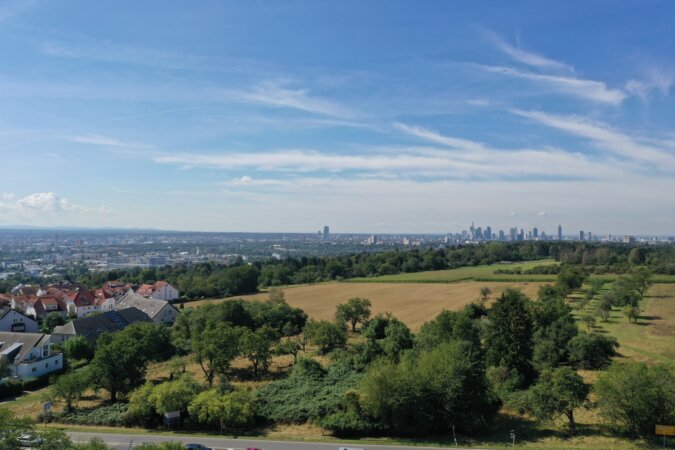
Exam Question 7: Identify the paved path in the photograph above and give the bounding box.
[68,431,476,450]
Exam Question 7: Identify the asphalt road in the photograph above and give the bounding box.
[67,431,476,450]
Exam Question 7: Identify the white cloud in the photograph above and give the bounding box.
[625,68,673,100]
[0,192,112,215]
[66,134,150,149]
[485,30,574,72]
[511,109,675,169]
[536,211,548,216]
[0,0,34,24]
[229,81,357,118]
[473,64,626,105]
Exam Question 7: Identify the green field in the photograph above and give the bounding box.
[351,259,559,283]
[571,282,675,363]
[352,260,675,284]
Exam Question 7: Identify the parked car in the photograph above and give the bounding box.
[185,445,212,450]
[18,432,43,448]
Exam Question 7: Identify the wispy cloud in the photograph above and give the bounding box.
[473,64,626,104]
[0,0,34,24]
[229,81,358,118]
[40,38,212,71]
[625,67,673,100]
[66,134,151,149]
[484,30,574,72]
[393,123,487,152]
[512,109,675,169]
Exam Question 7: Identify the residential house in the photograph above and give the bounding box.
[136,281,179,302]
[94,289,116,312]
[0,307,38,333]
[115,292,179,324]
[63,287,99,318]
[102,281,136,299]
[51,307,152,345]
[0,332,63,380]
[10,295,39,319]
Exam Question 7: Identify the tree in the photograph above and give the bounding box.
[595,363,675,437]
[41,312,66,333]
[189,388,255,433]
[484,289,535,386]
[629,267,653,297]
[336,297,372,332]
[305,320,348,354]
[531,293,578,370]
[50,370,90,413]
[479,286,491,304]
[596,307,610,323]
[89,330,150,402]
[62,336,94,361]
[150,375,203,414]
[240,326,278,377]
[359,341,496,435]
[192,325,242,387]
[567,332,618,370]
[556,267,587,294]
[275,338,302,364]
[622,305,640,324]
[581,314,596,332]
[268,287,285,304]
[381,320,413,361]
[521,367,590,435]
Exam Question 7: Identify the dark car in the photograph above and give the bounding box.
[185,445,212,450]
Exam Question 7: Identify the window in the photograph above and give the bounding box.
[32,367,36,373]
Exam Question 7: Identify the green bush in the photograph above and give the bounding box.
[56,403,131,426]
[0,380,23,399]
[256,358,362,424]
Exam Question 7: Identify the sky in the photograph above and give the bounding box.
[0,0,674,235]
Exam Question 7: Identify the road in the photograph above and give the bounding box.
[67,431,476,450]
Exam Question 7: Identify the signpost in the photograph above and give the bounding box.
[656,425,675,447]
[510,429,515,448]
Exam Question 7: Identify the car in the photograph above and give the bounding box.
[18,432,43,447]
[185,445,213,450]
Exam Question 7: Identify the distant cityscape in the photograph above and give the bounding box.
[0,224,672,281]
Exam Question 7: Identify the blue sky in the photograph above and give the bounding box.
[0,0,674,234]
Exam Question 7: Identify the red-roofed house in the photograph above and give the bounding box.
[64,287,99,318]
[135,281,179,302]
[94,288,116,312]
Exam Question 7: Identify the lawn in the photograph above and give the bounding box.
[350,259,559,283]
[186,280,546,330]
[571,282,675,364]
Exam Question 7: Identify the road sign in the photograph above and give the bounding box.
[43,402,51,413]
[656,425,675,436]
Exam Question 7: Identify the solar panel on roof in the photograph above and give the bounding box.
[104,311,127,329]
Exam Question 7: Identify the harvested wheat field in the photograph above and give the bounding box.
[187,281,546,330]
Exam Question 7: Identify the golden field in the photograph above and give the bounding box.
[187,281,545,330]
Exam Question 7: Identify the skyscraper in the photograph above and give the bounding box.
[558,225,562,240]
[533,227,538,239]
[579,230,585,241]
[322,226,330,241]
[485,226,492,240]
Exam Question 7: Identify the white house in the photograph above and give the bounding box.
[115,292,179,325]
[0,307,39,333]
[0,332,63,380]
[63,288,100,318]
[136,281,179,302]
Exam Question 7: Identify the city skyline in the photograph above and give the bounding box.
[0,2,674,234]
